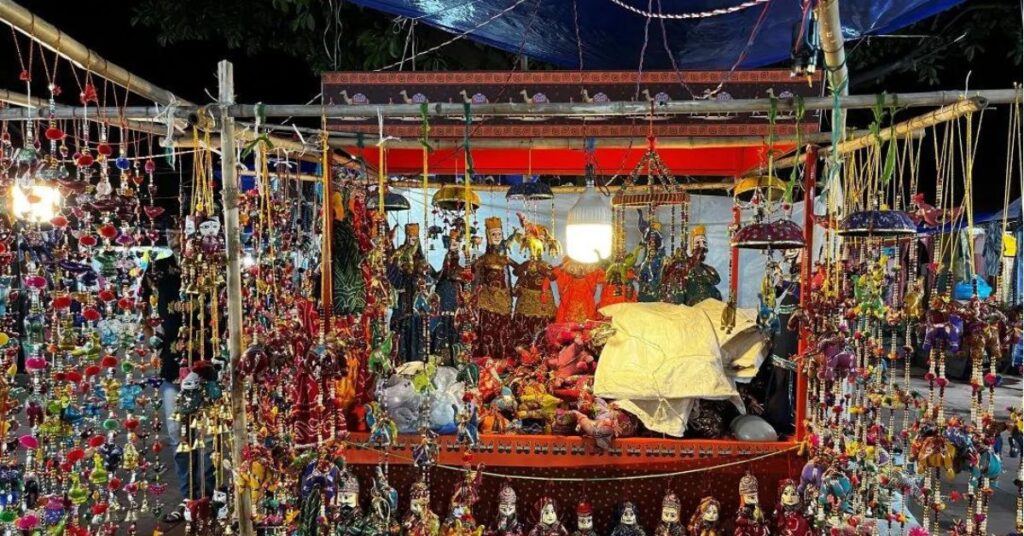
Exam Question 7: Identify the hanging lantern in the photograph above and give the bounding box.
[432,184,480,212]
[366,189,411,212]
[505,179,553,201]
[732,175,786,203]
[566,164,612,263]
[838,209,916,237]
[731,219,805,250]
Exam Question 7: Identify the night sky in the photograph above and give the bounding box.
[3,0,1020,215]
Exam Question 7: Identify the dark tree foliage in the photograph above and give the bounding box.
[130,0,526,72]
[848,0,1021,89]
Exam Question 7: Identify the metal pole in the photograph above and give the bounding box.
[0,89,1020,121]
[760,97,984,172]
[217,60,255,536]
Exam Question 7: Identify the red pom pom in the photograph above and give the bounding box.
[44,127,64,141]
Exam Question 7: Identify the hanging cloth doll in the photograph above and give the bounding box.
[681,225,722,305]
[635,209,665,302]
[331,187,368,316]
[473,217,516,360]
[598,245,641,310]
[431,224,466,363]
[510,214,559,350]
[389,223,431,362]
[553,258,603,323]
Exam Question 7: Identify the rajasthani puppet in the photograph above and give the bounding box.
[553,258,603,323]
[389,223,431,362]
[473,217,515,359]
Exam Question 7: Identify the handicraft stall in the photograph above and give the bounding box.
[0,41,1020,536]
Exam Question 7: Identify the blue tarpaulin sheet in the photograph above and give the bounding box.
[348,0,963,70]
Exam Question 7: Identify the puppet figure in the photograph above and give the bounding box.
[654,493,684,536]
[490,482,524,536]
[773,479,811,536]
[688,497,721,536]
[636,210,665,302]
[734,472,770,536]
[473,218,516,359]
[432,224,466,362]
[610,502,645,536]
[331,186,368,315]
[402,479,440,536]
[390,223,430,362]
[570,502,597,536]
[528,498,568,536]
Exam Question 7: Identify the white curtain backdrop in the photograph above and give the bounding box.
[388,187,825,308]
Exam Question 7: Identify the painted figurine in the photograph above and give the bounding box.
[682,225,722,305]
[336,471,364,536]
[772,479,811,536]
[473,217,515,359]
[598,245,641,310]
[491,482,523,536]
[331,186,368,315]
[402,479,440,536]
[653,493,684,536]
[527,497,568,536]
[364,467,401,536]
[389,223,431,362]
[510,236,557,351]
[610,502,645,536]
[552,258,603,323]
[688,497,721,536]
[431,224,466,362]
[570,502,597,536]
[636,210,665,302]
[734,472,770,536]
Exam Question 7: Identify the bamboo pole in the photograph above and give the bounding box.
[817,0,848,139]
[217,60,255,536]
[754,98,983,173]
[0,89,1020,121]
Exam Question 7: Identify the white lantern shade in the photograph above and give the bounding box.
[565,180,612,263]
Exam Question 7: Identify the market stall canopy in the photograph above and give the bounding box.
[344,0,962,69]
[324,69,821,175]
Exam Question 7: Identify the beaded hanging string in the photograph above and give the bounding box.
[997,87,1021,303]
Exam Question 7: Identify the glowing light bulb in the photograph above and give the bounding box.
[565,169,612,264]
[11,184,62,223]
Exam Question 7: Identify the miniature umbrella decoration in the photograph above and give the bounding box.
[838,209,917,237]
[731,219,805,250]
[366,189,411,212]
[432,184,481,211]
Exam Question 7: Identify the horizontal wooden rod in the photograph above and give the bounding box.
[0,89,1019,121]
[764,97,983,172]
